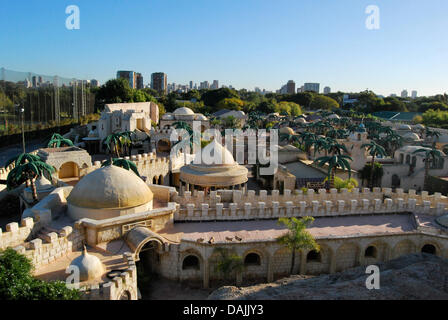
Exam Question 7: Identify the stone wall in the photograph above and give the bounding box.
[156,231,448,288]
[172,188,448,221]
[79,252,138,300]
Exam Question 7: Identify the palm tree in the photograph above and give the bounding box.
[361,141,387,188]
[101,158,140,176]
[425,129,441,147]
[104,132,129,158]
[4,153,42,187]
[6,158,55,202]
[298,132,316,155]
[280,133,300,145]
[412,147,444,191]
[315,154,353,189]
[47,133,74,148]
[312,137,330,157]
[277,217,320,275]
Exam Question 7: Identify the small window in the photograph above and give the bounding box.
[405,155,410,164]
[244,253,261,266]
[364,246,377,258]
[182,255,200,270]
[307,250,321,262]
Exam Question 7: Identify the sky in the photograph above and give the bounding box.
[0,0,447,96]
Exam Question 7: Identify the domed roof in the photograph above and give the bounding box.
[69,246,104,282]
[173,107,194,115]
[399,124,412,131]
[193,139,235,165]
[162,113,174,120]
[328,114,340,119]
[195,114,208,121]
[415,124,425,129]
[403,132,420,140]
[296,117,307,124]
[280,127,295,135]
[67,165,153,209]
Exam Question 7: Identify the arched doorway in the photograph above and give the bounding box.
[391,174,401,189]
[157,139,171,153]
[136,239,161,299]
[58,162,80,185]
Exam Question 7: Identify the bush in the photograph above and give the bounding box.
[0,248,81,300]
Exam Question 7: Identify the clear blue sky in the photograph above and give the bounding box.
[0,0,447,96]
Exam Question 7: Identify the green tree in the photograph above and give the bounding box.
[314,154,352,189]
[101,158,140,176]
[213,248,245,283]
[412,147,444,191]
[201,88,240,107]
[104,132,130,158]
[309,95,339,110]
[361,141,386,188]
[95,78,133,110]
[47,133,74,148]
[0,248,80,300]
[216,98,245,111]
[6,154,55,201]
[277,217,320,275]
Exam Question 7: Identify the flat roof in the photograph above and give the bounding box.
[158,214,416,243]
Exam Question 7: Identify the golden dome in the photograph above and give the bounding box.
[67,165,153,209]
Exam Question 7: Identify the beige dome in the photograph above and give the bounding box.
[173,107,194,115]
[195,114,208,121]
[69,246,104,282]
[328,114,340,119]
[403,132,420,140]
[280,127,295,135]
[67,165,153,210]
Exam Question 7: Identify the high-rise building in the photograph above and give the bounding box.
[411,90,417,99]
[189,81,193,90]
[32,76,38,88]
[117,71,137,89]
[401,89,408,98]
[151,72,167,94]
[286,80,296,94]
[136,73,144,89]
[297,86,304,93]
[199,81,210,90]
[303,83,320,93]
[90,79,100,88]
[324,86,331,94]
[279,85,288,94]
[211,80,219,90]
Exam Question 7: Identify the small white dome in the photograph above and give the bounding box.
[69,246,104,282]
[280,127,295,135]
[328,114,340,119]
[194,139,235,165]
[35,175,54,192]
[403,132,420,140]
[296,118,307,124]
[399,124,412,131]
[173,107,194,115]
[162,113,174,120]
[195,114,208,121]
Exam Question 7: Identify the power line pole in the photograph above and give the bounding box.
[53,76,60,125]
[72,79,78,122]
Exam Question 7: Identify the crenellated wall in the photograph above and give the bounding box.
[172,188,448,221]
[78,252,138,300]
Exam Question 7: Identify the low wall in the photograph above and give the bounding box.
[173,188,448,222]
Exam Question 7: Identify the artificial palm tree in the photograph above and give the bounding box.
[47,133,74,148]
[298,132,316,155]
[277,217,320,275]
[361,141,387,188]
[6,159,55,202]
[280,133,300,145]
[425,129,441,147]
[314,154,353,189]
[4,153,42,187]
[101,158,140,176]
[104,132,129,158]
[412,147,444,191]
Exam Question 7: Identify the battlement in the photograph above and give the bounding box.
[12,225,84,268]
[173,188,448,221]
[0,217,35,250]
[79,252,138,300]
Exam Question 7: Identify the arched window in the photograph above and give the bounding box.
[364,246,377,258]
[306,250,321,262]
[421,244,436,255]
[392,174,401,188]
[411,156,417,167]
[182,255,200,270]
[244,253,261,266]
[405,155,411,165]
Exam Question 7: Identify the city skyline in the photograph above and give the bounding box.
[0,1,447,96]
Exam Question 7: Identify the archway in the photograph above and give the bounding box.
[421,244,436,255]
[391,174,401,189]
[58,162,80,185]
[157,139,171,153]
[244,253,261,266]
[182,255,200,270]
[136,239,161,299]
